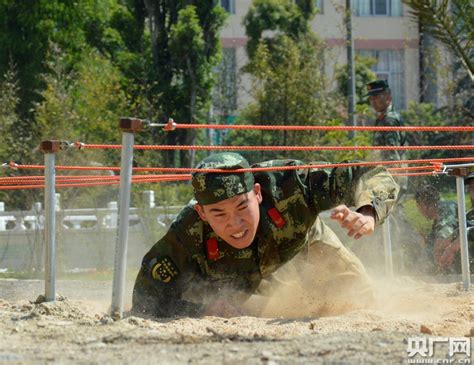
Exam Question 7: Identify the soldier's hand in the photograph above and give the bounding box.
[330,204,375,240]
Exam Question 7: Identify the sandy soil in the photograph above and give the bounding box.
[0,277,472,364]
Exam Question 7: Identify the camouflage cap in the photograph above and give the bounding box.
[192,152,255,205]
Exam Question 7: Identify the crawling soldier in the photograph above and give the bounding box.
[132,153,399,317]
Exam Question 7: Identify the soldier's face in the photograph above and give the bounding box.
[194,184,263,249]
[369,92,391,112]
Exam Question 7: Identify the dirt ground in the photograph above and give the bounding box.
[0,276,472,365]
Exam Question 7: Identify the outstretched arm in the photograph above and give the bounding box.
[308,164,399,223]
[330,204,376,240]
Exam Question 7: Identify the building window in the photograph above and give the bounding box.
[212,47,237,117]
[220,0,235,14]
[355,0,402,16]
[315,0,324,14]
[358,49,405,109]
[211,48,237,145]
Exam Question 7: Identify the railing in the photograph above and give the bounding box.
[0,191,181,232]
[0,191,182,272]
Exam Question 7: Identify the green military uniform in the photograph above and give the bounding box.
[426,200,474,273]
[373,104,406,162]
[132,153,399,317]
[467,172,474,208]
[427,200,458,249]
[366,80,407,192]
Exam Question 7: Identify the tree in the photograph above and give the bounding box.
[34,45,79,143]
[232,34,342,162]
[335,55,377,106]
[168,5,225,167]
[237,0,357,163]
[0,63,42,210]
[403,0,473,81]
[137,1,226,167]
[0,0,135,195]
[0,64,20,161]
[33,46,130,208]
[243,0,316,60]
[0,0,124,117]
[401,101,472,160]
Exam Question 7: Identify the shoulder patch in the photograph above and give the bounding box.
[151,256,179,283]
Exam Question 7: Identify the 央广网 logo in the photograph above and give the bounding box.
[407,337,471,364]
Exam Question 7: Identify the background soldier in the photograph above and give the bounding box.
[367,79,407,193]
[132,152,399,317]
[367,79,406,161]
[466,172,474,209]
[415,184,473,273]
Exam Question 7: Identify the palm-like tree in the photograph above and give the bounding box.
[403,0,473,81]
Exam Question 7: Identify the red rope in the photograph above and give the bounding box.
[391,172,437,177]
[0,174,191,184]
[0,175,118,180]
[170,123,474,132]
[81,144,474,151]
[5,163,121,171]
[0,166,437,184]
[4,157,474,173]
[0,175,191,190]
[387,165,438,172]
[2,159,472,190]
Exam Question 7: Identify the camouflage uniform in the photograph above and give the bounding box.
[427,200,474,273]
[372,104,408,193]
[132,153,399,317]
[427,201,458,248]
[366,79,407,193]
[372,104,406,162]
[467,172,474,208]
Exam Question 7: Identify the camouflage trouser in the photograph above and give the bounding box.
[302,216,375,313]
[247,217,375,317]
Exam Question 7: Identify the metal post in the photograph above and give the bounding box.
[455,176,471,290]
[107,201,118,229]
[55,193,61,211]
[111,118,144,318]
[382,217,394,278]
[44,152,57,301]
[0,202,5,231]
[143,190,155,209]
[30,202,42,230]
[346,0,356,139]
[111,131,134,318]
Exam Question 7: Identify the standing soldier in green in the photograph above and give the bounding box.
[366,80,409,271]
[132,152,399,317]
[367,79,406,162]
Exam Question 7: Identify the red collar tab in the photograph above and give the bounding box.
[267,207,286,228]
[206,238,220,261]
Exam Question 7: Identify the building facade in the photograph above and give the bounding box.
[215,0,424,116]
